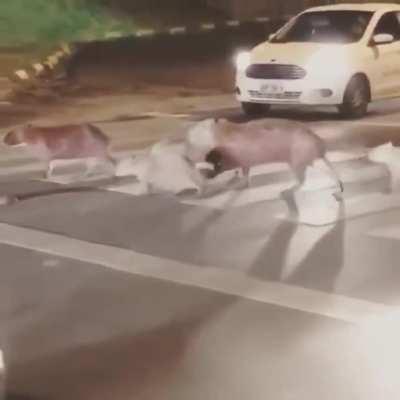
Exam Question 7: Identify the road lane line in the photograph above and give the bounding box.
[226,20,240,27]
[144,111,191,119]
[0,146,363,180]
[0,349,4,399]
[0,148,379,212]
[169,27,187,34]
[278,192,400,227]
[135,29,156,37]
[0,149,144,179]
[255,17,270,23]
[106,160,385,209]
[201,23,216,30]
[0,223,391,324]
[368,224,400,240]
[352,121,400,128]
[0,162,46,178]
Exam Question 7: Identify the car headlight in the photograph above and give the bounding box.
[235,51,251,72]
[306,49,351,80]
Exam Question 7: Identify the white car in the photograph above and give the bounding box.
[236,3,400,118]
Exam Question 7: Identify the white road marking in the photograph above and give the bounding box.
[0,148,143,179]
[14,70,30,80]
[60,43,72,55]
[135,29,156,37]
[226,20,240,27]
[368,224,400,241]
[46,55,59,67]
[104,31,124,39]
[169,27,187,34]
[0,146,385,215]
[181,181,293,208]
[144,111,191,119]
[279,192,400,227]
[0,348,4,396]
[0,162,45,178]
[201,23,215,30]
[0,349,4,371]
[106,158,386,209]
[32,63,45,74]
[55,50,65,59]
[0,223,391,324]
[255,17,270,23]
[352,121,400,128]
[326,149,367,161]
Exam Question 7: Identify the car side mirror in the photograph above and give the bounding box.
[371,33,394,46]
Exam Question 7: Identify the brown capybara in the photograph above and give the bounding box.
[4,123,115,178]
[195,118,343,193]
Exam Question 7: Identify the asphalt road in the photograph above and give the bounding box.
[2,92,400,400]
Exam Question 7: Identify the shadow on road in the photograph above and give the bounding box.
[250,193,346,293]
[0,250,232,400]
[1,193,347,400]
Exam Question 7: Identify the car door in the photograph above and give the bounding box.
[367,11,400,99]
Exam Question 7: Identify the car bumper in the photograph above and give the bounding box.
[236,71,347,106]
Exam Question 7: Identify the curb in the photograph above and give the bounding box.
[10,42,76,86]
[102,15,288,39]
[9,15,292,87]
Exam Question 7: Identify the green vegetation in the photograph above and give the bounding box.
[0,0,226,75]
[0,0,136,49]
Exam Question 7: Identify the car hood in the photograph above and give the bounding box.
[250,41,350,67]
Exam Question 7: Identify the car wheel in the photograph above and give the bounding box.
[241,102,270,117]
[338,75,369,119]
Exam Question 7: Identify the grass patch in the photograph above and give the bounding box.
[0,1,229,77]
[0,0,136,49]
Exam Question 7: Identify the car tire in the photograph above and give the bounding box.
[338,75,369,119]
[241,102,270,117]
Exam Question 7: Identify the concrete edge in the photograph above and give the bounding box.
[9,15,293,86]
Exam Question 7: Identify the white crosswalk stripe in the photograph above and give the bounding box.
[0,222,392,325]
[0,144,398,227]
[0,144,399,325]
[0,147,145,180]
[368,224,400,241]
[102,151,383,203]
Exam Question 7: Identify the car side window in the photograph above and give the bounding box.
[373,12,400,40]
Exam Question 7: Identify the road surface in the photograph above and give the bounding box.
[2,92,400,399]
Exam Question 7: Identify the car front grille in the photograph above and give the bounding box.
[246,64,306,80]
[248,90,302,100]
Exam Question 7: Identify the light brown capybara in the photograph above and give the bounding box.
[4,123,115,178]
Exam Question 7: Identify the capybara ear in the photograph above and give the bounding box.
[3,131,18,146]
[3,132,10,145]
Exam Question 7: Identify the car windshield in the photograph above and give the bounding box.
[271,10,373,43]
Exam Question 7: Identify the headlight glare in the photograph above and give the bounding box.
[236,51,251,71]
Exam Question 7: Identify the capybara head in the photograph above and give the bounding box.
[3,128,23,146]
[205,149,224,178]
